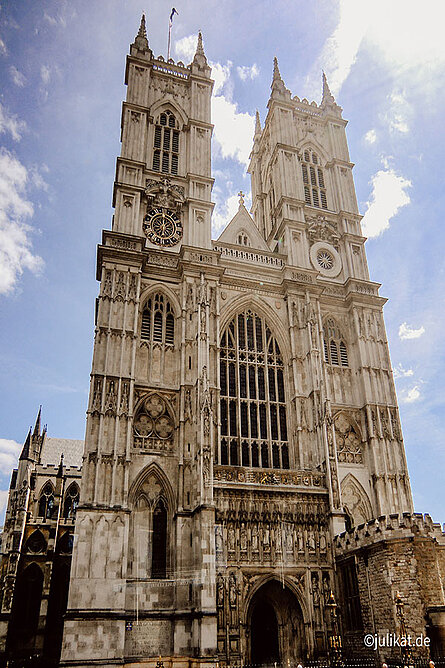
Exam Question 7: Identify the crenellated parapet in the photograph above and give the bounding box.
[335,512,445,553]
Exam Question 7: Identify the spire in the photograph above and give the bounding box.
[270,57,291,101]
[195,31,205,57]
[255,110,261,135]
[273,56,282,83]
[19,428,32,461]
[134,13,149,51]
[321,71,336,106]
[57,453,64,478]
[33,405,42,437]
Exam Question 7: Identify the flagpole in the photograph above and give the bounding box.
[167,8,178,61]
[167,22,172,60]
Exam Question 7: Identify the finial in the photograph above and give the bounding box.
[19,428,32,461]
[321,71,336,106]
[273,56,282,82]
[238,191,245,206]
[33,405,42,436]
[134,13,149,51]
[255,110,261,135]
[196,31,205,56]
[57,453,64,477]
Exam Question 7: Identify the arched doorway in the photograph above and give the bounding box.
[248,579,306,665]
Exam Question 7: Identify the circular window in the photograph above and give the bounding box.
[317,249,334,270]
[310,241,342,277]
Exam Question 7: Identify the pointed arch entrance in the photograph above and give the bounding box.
[247,579,306,664]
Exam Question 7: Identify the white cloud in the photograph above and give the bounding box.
[399,322,425,340]
[237,64,260,81]
[393,363,414,379]
[0,489,9,517]
[361,165,411,238]
[384,89,411,134]
[175,34,255,166]
[0,103,27,141]
[0,439,21,475]
[0,148,45,295]
[306,0,445,101]
[0,36,6,56]
[174,34,197,63]
[364,129,377,145]
[41,65,51,85]
[10,66,26,88]
[212,193,241,236]
[400,385,421,404]
[212,96,255,166]
[43,11,67,29]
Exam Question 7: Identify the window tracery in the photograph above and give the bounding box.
[38,482,54,519]
[152,110,179,175]
[301,149,328,210]
[141,294,175,346]
[219,309,289,469]
[133,394,175,452]
[323,318,348,367]
[63,483,80,519]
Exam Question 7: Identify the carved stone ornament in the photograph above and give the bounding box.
[145,177,185,213]
[133,394,174,452]
[335,413,363,464]
[307,214,340,249]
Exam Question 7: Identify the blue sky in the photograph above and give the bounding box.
[0,0,444,521]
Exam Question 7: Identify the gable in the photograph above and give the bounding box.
[216,204,269,251]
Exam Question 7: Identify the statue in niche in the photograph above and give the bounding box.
[319,533,327,553]
[297,528,305,552]
[228,525,235,552]
[312,572,322,628]
[240,523,247,552]
[251,523,259,552]
[215,524,223,555]
[322,572,331,604]
[307,529,316,553]
[263,524,271,551]
[286,524,294,553]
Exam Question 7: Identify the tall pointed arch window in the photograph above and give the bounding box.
[63,483,80,519]
[323,318,348,367]
[301,149,328,210]
[38,482,54,519]
[152,110,179,175]
[141,294,175,345]
[151,499,167,579]
[219,309,289,469]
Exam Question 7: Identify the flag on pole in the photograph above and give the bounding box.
[169,7,178,26]
[167,8,178,60]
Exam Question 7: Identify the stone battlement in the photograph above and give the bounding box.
[335,512,445,553]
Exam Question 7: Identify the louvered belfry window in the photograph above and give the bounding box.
[301,149,328,209]
[141,294,175,345]
[219,310,289,469]
[152,110,179,175]
[323,317,348,367]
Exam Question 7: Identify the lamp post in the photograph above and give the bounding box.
[326,590,343,668]
[395,591,412,668]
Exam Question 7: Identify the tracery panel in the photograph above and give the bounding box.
[219,310,289,469]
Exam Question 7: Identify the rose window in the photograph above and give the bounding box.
[317,249,334,270]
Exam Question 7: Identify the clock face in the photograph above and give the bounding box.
[143,207,183,247]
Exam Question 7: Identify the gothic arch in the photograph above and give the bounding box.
[132,392,177,452]
[340,473,373,526]
[149,99,188,128]
[220,293,290,363]
[128,461,175,511]
[242,574,310,626]
[139,283,180,318]
[334,410,363,464]
[296,138,330,166]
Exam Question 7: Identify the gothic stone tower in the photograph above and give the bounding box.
[60,17,417,668]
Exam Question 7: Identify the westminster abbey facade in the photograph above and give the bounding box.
[1,15,445,668]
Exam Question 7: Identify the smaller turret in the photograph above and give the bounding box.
[191,31,211,77]
[270,56,291,101]
[134,13,149,52]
